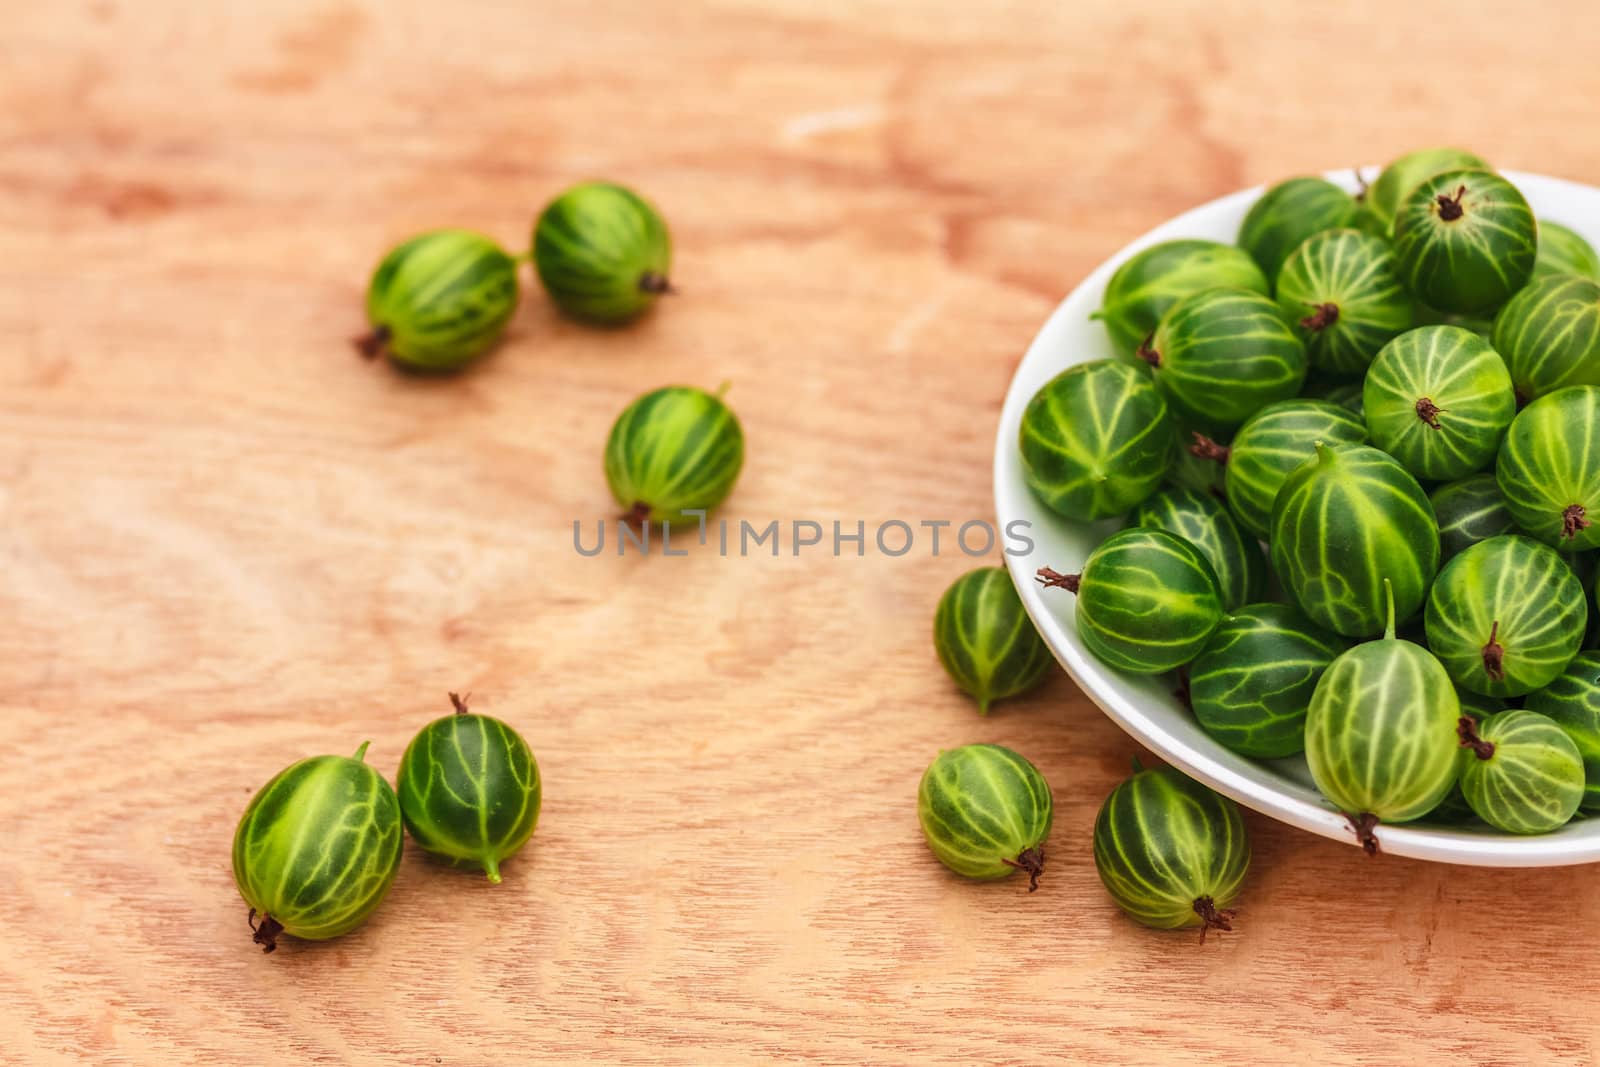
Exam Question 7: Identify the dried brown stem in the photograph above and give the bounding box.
[638,271,674,294]
[1458,715,1497,760]
[1415,397,1444,430]
[1480,621,1505,682]
[1189,433,1231,464]
[353,324,391,360]
[1346,812,1381,857]
[248,908,283,954]
[1299,303,1340,331]
[1563,504,1590,541]
[1136,334,1161,367]
[1193,896,1236,943]
[1436,185,1467,221]
[449,691,471,715]
[1035,567,1080,593]
[1000,846,1045,892]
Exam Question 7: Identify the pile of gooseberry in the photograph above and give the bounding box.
[1015,146,1600,856]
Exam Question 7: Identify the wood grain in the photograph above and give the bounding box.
[4,0,1600,1063]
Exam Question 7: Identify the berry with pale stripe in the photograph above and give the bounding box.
[1092,762,1250,939]
[1188,603,1346,759]
[357,229,520,371]
[231,742,403,953]
[1275,229,1414,377]
[1131,485,1266,611]
[1392,169,1537,315]
[605,384,744,528]
[1092,239,1269,361]
[1236,177,1359,284]
[1491,274,1600,402]
[1137,288,1307,435]
[1305,581,1462,854]
[397,694,542,883]
[1269,443,1439,638]
[1018,359,1175,522]
[917,744,1053,890]
[1496,385,1600,551]
[1457,710,1585,834]
[933,568,1053,715]
[1362,325,1516,481]
[533,181,672,324]
[1036,527,1224,675]
[1431,474,1516,562]
[1424,535,1586,697]
[1526,651,1600,814]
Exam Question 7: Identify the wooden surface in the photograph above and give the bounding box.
[5,1,1600,1063]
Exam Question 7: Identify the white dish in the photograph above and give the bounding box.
[993,169,1600,866]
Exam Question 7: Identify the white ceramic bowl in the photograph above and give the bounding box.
[994,169,1600,867]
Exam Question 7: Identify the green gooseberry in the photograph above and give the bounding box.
[1093,763,1250,938]
[1496,386,1600,550]
[1392,169,1537,315]
[358,229,520,371]
[397,694,542,883]
[1130,485,1267,611]
[1188,602,1346,759]
[1207,399,1367,541]
[917,744,1053,889]
[1457,710,1585,834]
[1236,177,1359,284]
[605,384,744,527]
[1526,651,1600,813]
[232,742,403,953]
[1305,581,1461,853]
[1533,220,1600,281]
[533,181,672,324]
[1092,240,1269,360]
[1270,444,1439,638]
[1018,359,1174,521]
[1367,146,1490,231]
[1137,288,1307,434]
[1362,325,1516,481]
[1430,474,1516,562]
[1276,229,1414,378]
[933,567,1053,715]
[1036,527,1224,675]
[1491,274,1600,402]
[1424,535,1586,697]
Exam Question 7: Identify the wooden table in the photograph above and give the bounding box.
[5,1,1599,1062]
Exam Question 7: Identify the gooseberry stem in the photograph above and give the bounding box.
[1381,577,1396,641]
[1000,846,1045,892]
[1481,621,1505,682]
[1436,186,1467,221]
[1458,716,1497,760]
[1135,334,1161,367]
[248,908,284,954]
[1299,303,1340,332]
[1189,433,1231,464]
[1035,567,1080,593]
[353,741,371,762]
[483,857,502,884]
[449,692,471,715]
[625,501,653,527]
[1352,168,1369,201]
[353,324,391,360]
[1173,666,1192,710]
[1193,896,1236,942]
[1415,397,1444,429]
[638,271,673,295]
[1346,812,1381,857]
[1562,504,1590,540]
